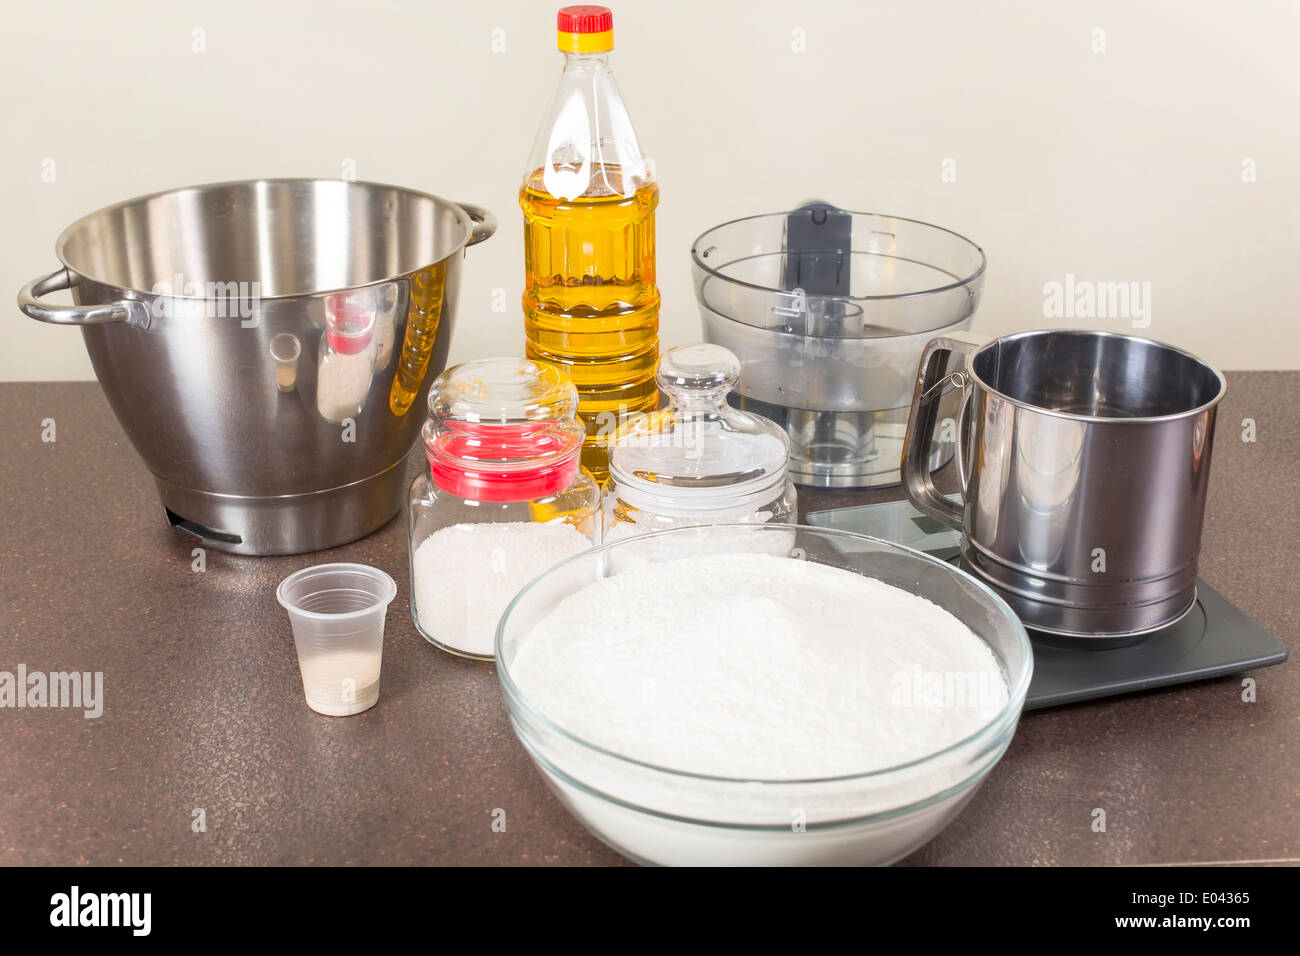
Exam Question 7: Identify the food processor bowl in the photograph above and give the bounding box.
[497,524,1032,866]
[691,209,985,489]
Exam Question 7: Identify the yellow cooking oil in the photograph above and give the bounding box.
[389,262,447,416]
[521,166,660,481]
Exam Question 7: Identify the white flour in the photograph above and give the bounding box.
[412,521,591,657]
[511,552,1008,780]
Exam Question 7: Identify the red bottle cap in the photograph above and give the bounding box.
[557,5,613,33]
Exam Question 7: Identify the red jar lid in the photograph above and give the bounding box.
[426,421,582,502]
[423,359,585,503]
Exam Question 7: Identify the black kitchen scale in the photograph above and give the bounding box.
[807,499,1289,710]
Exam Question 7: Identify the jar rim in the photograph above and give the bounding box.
[612,469,791,517]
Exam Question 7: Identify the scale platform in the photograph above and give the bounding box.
[807,499,1289,710]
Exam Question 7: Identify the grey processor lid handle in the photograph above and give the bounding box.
[783,200,852,298]
[18,267,151,329]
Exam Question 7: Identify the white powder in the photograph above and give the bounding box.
[316,349,374,422]
[511,552,1008,780]
[413,521,592,657]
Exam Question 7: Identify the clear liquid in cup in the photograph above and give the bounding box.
[295,646,381,716]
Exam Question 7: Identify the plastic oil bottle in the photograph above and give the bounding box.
[521,5,660,482]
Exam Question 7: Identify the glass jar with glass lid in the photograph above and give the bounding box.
[408,358,600,659]
[605,344,796,540]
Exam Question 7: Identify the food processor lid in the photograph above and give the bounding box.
[424,358,584,502]
[610,345,791,512]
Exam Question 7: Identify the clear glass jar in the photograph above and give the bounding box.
[606,344,797,540]
[408,358,600,660]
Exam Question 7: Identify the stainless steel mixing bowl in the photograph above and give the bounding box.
[18,179,495,554]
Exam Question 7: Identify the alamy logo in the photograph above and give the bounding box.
[1042,273,1152,328]
[0,665,103,718]
[149,273,261,322]
[49,886,151,936]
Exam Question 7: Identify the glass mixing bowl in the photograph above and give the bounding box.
[497,524,1032,866]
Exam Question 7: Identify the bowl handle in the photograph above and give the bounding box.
[456,202,497,248]
[901,331,988,530]
[18,268,151,329]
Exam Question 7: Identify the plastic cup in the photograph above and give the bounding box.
[276,563,397,716]
[269,333,301,393]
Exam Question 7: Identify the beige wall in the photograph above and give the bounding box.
[4,0,1297,380]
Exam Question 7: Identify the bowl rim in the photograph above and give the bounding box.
[689,210,988,305]
[495,523,1034,787]
[53,177,479,301]
[966,328,1228,426]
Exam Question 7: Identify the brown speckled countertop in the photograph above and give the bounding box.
[1,373,1295,866]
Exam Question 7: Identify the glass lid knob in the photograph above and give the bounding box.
[656,343,740,395]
